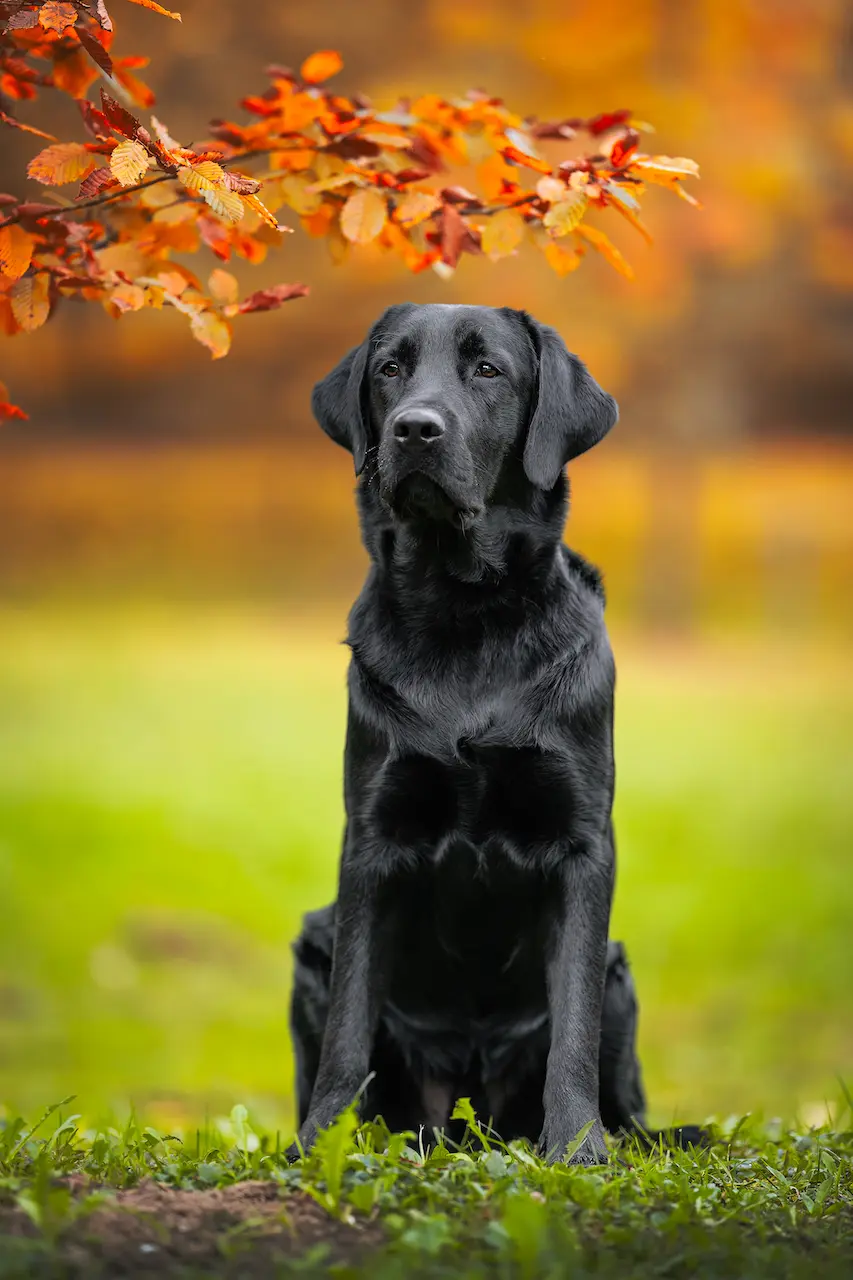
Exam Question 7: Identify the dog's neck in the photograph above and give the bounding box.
[358,472,571,596]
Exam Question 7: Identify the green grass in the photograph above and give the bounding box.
[0,1098,851,1277]
[0,605,851,1132]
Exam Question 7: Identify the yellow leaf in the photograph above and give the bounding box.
[574,224,634,280]
[394,190,441,227]
[203,187,245,223]
[208,269,238,305]
[0,225,34,281]
[340,189,387,245]
[480,209,525,259]
[125,0,181,18]
[190,309,232,359]
[106,281,146,314]
[629,155,700,184]
[177,162,225,193]
[241,194,282,232]
[27,142,95,186]
[543,192,588,237]
[543,242,583,277]
[110,139,150,187]
[276,174,322,216]
[11,273,50,332]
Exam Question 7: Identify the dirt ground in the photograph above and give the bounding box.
[0,1179,383,1276]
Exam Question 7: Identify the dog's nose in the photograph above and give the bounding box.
[391,409,446,446]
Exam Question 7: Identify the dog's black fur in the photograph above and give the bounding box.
[290,303,690,1163]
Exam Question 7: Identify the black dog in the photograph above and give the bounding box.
[291,303,667,1163]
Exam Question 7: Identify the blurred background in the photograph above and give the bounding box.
[1,0,851,1133]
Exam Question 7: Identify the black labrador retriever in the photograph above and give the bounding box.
[290,303,677,1164]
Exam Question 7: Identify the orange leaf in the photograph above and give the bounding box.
[543,242,583,277]
[502,145,552,175]
[38,2,78,35]
[300,50,343,84]
[0,225,34,281]
[574,224,634,279]
[190,309,231,359]
[340,188,387,244]
[27,142,96,186]
[480,208,524,259]
[109,138,149,186]
[208,268,239,305]
[0,381,29,421]
[52,48,99,98]
[124,0,182,18]
[11,273,51,332]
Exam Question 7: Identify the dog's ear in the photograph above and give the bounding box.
[520,316,618,490]
[311,339,371,475]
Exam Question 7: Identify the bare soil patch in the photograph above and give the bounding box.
[0,1179,383,1277]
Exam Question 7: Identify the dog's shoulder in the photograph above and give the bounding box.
[559,544,606,606]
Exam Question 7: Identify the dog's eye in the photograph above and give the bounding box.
[381,361,400,378]
[475,362,500,378]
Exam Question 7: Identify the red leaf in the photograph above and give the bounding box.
[0,400,29,422]
[585,109,632,136]
[440,186,482,206]
[99,89,141,139]
[77,27,114,77]
[77,166,118,199]
[78,100,112,139]
[610,128,640,167]
[237,282,309,313]
[438,203,481,267]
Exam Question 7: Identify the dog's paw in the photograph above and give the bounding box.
[538,1118,609,1166]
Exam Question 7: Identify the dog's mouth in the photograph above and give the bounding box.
[386,473,483,526]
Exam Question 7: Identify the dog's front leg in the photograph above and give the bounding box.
[292,848,384,1157]
[540,835,614,1164]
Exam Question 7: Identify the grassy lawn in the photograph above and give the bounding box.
[0,1100,851,1277]
[0,605,850,1274]
[0,607,850,1128]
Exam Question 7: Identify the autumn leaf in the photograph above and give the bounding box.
[125,0,182,19]
[27,142,96,186]
[574,224,634,279]
[234,282,309,314]
[11,273,51,332]
[190,309,232,359]
[629,155,701,184]
[38,3,78,35]
[208,268,239,305]
[394,190,441,227]
[0,225,34,281]
[543,191,588,237]
[501,144,552,175]
[340,189,387,244]
[300,50,343,84]
[77,167,120,200]
[203,186,245,223]
[536,176,567,203]
[543,241,583,277]
[481,209,524,259]
[110,139,150,186]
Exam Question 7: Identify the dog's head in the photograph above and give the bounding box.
[312,303,617,525]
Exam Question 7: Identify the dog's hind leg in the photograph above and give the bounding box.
[599,942,705,1150]
[598,940,648,1135]
[290,904,336,1129]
